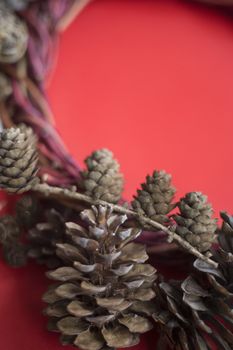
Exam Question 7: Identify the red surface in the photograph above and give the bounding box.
[1,0,233,349]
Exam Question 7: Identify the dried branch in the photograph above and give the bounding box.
[56,0,93,32]
[33,183,218,268]
[0,101,14,128]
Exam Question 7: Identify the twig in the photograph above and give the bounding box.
[33,183,218,268]
[0,101,15,128]
[147,242,179,254]
[0,63,55,125]
[56,0,92,32]
[25,78,55,125]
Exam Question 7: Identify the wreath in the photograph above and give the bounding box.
[0,1,232,349]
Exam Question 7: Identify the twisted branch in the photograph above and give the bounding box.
[33,183,218,268]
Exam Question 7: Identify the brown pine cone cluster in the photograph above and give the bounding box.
[43,205,157,350]
[80,149,124,203]
[153,212,233,350]
[0,125,229,349]
[0,125,39,193]
[132,170,176,224]
[174,192,217,252]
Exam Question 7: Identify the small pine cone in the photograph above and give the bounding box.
[2,241,27,267]
[0,3,28,63]
[16,194,41,229]
[174,192,217,253]
[0,126,39,193]
[81,149,124,203]
[132,170,176,224]
[0,215,20,244]
[27,208,66,268]
[43,205,156,350]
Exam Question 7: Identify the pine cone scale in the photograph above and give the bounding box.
[74,329,105,350]
[102,325,140,348]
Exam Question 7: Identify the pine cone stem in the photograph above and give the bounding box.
[147,242,179,255]
[33,183,218,268]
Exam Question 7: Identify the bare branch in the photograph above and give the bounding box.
[33,183,218,268]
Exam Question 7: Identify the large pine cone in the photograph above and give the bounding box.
[43,205,157,350]
[81,149,124,203]
[0,3,28,63]
[132,170,176,224]
[0,126,39,193]
[174,192,217,252]
[153,213,233,350]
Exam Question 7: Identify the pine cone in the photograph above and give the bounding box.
[81,149,124,203]
[152,216,233,350]
[28,208,67,269]
[2,241,27,267]
[132,170,176,224]
[0,126,39,193]
[0,215,20,244]
[218,211,233,236]
[173,192,217,252]
[0,3,28,63]
[0,213,27,267]
[16,194,41,229]
[153,271,233,350]
[43,205,156,350]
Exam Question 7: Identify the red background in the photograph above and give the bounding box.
[1,0,233,349]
